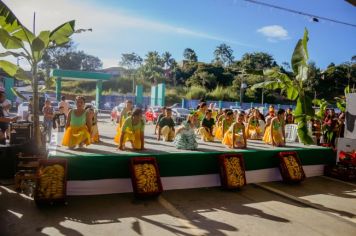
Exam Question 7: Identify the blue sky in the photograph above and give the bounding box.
[3,0,356,69]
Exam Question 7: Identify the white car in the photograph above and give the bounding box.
[172,108,190,125]
[66,100,76,109]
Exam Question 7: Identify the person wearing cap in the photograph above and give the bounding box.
[157,108,175,141]
[0,91,17,143]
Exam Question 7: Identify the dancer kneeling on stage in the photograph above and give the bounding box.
[198,109,215,142]
[118,108,145,151]
[264,109,286,147]
[157,108,175,141]
[85,105,100,143]
[222,113,247,149]
[62,96,92,149]
[246,109,264,140]
[114,100,133,143]
[174,113,198,150]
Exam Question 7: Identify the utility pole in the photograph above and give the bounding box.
[33,12,36,35]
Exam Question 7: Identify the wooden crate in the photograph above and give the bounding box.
[130,157,163,197]
[34,158,67,205]
[277,151,306,183]
[218,154,246,190]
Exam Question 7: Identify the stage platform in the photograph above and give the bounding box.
[49,124,336,195]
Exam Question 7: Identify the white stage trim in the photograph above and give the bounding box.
[66,165,324,195]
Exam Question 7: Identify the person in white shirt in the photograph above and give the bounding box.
[59,95,70,116]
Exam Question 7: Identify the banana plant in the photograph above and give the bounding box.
[335,85,350,113]
[252,28,314,144]
[0,0,76,148]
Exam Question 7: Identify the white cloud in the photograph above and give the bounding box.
[2,0,253,48]
[257,25,290,42]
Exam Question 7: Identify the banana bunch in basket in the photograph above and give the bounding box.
[37,164,65,199]
[284,156,303,180]
[225,157,245,188]
[134,163,159,193]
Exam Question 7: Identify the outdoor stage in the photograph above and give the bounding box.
[49,124,336,195]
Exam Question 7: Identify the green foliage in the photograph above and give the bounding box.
[185,86,206,100]
[207,86,237,101]
[183,48,198,62]
[213,43,234,66]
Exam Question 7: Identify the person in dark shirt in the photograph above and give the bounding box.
[154,106,166,134]
[198,109,215,142]
[53,106,67,132]
[157,108,175,141]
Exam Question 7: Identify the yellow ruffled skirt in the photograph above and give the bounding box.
[263,126,284,146]
[215,126,223,141]
[121,129,143,149]
[198,127,214,142]
[91,124,100,143]
[113,120,124,143]
[62,126,91,148]
[222,131,245,148]
[246,126,263,140]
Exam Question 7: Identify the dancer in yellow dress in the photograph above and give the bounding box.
[198,109,215,142]
[218,110,234,142]
[62,96,92,149]
[264,109,286,146]
[118,108,145,150]
[85,105,100,143]
[214,109,229,140]
[263,105,275,143]
[222,113,247,149]
[114,100,133,143]
[246,109,263,140]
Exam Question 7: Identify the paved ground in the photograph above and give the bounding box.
[50,114,322,156]
[1,176,356,236]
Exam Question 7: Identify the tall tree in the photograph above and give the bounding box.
[162,51,172,69]
[213,43,234,66]
[40,43,102,72]
[119,52,143,70]
[183,48,198,62]
[119,52,143,93]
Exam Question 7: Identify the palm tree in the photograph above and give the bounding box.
[214,43,234,66]
[183,48,198,62]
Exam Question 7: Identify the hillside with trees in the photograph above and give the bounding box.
[42,41,356,105]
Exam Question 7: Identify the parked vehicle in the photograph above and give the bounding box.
[172,108,190,125]
[170,103,181,109]
[66,100,76,110]
[51,101,59,112]
[145,106,162,124]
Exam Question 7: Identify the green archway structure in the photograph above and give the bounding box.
[51,69,111,107]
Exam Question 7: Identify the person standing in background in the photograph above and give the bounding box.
[59,95,70,116]
[42,99,54,143]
